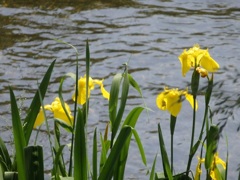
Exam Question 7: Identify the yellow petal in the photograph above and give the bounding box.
[33,105,52,128]
[100,84,110,100]
[185,93,198,110]
[178,50,192,77]
[51,97,73,126]
[73,75,93,105]
[156,92,168,111]
[194,157,205,180]
[214,153,226,169]
[156,88,182,117]
[200,51,220,72]
[34,108,45,128]
[168,100,182,117]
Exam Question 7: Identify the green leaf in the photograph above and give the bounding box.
[128,74,142,96]
[58,77,74,128]
[114,107,145,179]
[122,106,144,127]
[23,60,55,144]
[9,87,26,180]
[99,133,110,173]
[24,146,44,180]
[54,119,73,133]
[205,125,219,169]
[132,129,147,165]
[109,73,122,125]
[52,145,66,178]
[158,123,172,180]
[111,72,129,147]
[0,136,12,171]
[74,108,87,180]
[225,136,228,180]
[92,128,97,180]
[53,122,67,177]
[98,126,132,180]
[149,154,157,180]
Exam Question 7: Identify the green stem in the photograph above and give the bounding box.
[68,49,79,177]
[186,95,196,176]
[171,133,173,173]
[170,115,177,174]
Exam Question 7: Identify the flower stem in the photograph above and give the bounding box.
[170,115,177,174]
[186,95,196,176]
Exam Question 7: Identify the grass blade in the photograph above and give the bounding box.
[98,126,132,180]
[99,133,110,173]
[109,73,122,126]
[114,107,146,179]
[149,154,157,180]
[74,108,87,180]
[0,136,12,171]
[9,87,26,180]
[132,129,147,166]
[111,72,129,147]
[92,128,97,180]
[158,123,172,180]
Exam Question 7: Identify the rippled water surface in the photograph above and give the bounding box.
[1,0,240,179]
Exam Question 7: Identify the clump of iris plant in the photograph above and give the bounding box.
[154,44,226,180]
[34,75,109,128]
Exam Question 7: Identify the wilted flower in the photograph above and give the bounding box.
[194,157,205,180]
[194,153,226,180]
[72,75,110,105]
[178,44,220,77]
[156,87,197,117]
[210,153,226,180]
[196,67,208,78]
[34,97,73,128]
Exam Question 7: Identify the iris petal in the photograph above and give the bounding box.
[156,88,196,117]
[51,97,73,126]
[200,52,220,72]
[179,45,219,76]
[185,93,198,110]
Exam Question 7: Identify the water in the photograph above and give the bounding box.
[1,0,240,179]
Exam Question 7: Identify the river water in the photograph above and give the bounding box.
[1,0,240,179]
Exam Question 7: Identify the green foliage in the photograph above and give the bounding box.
[24,146,44,180]
[2,42,230,180]
[205,125,220,169]
[158,123,173,180]
[23,60,56,144]
[0,41,147,180]
[9,87,27,180]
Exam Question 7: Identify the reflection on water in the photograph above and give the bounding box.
[0,0,240,179]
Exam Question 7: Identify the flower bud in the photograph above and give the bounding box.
[196,67,208,78]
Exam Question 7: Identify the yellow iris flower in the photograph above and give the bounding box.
[156,87,197,117]
[34,97,74,128]
[72,75,110,105]
[178,44,220,77]
[194,153,226,180]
